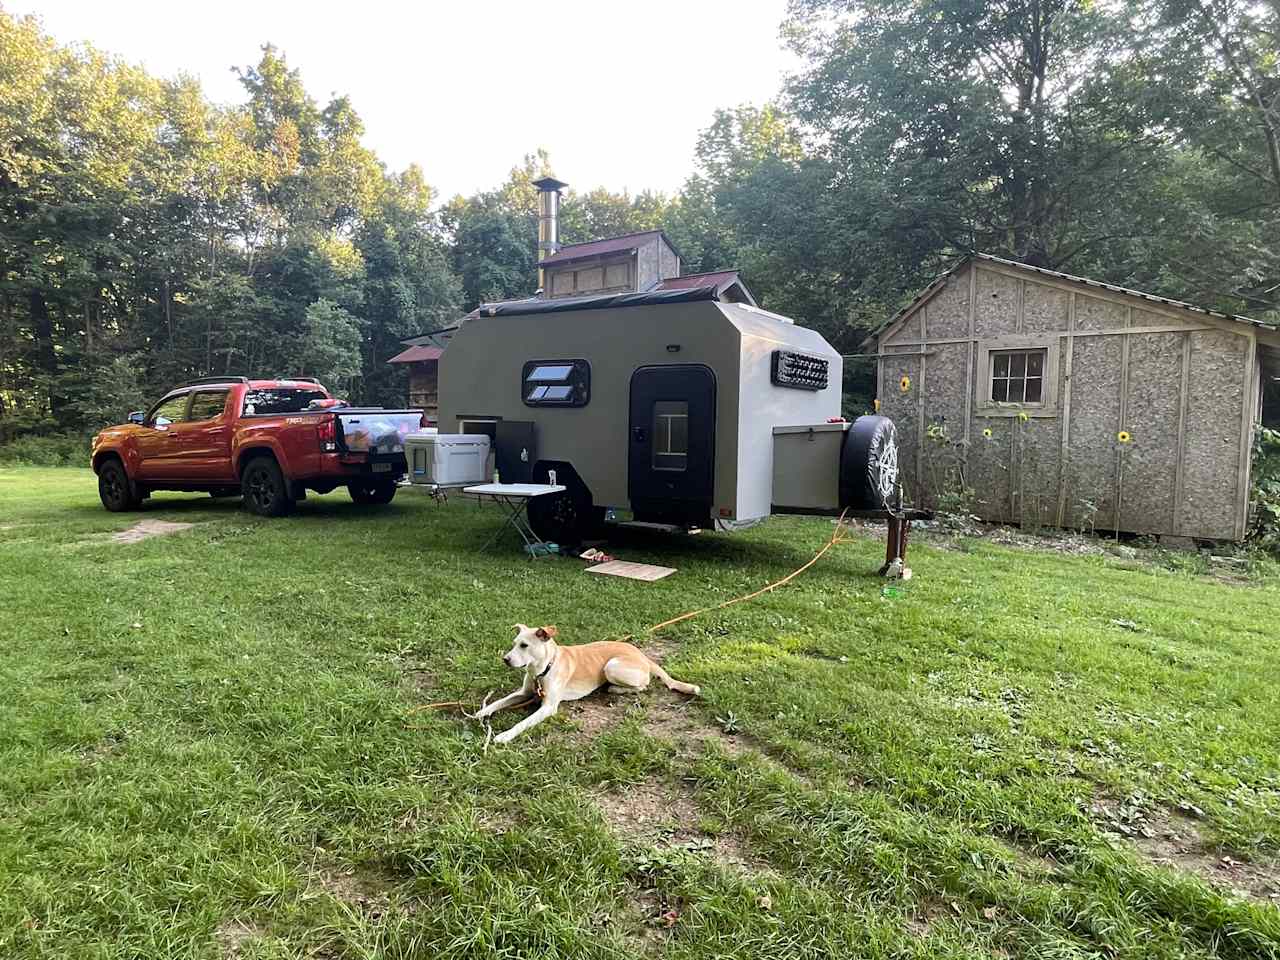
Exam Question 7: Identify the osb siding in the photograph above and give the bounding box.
[976,269,1020,334]
[1134,307,1197,330]
[1181,330,1246,538]
[1012,415,1062,526]
[925,274,970,338]
[1075,294,1127,331]
[1062,335,1122,530]
[969,416,1013,520]
[879,350,921,501]
[921,341,970,501]
[1022,282,1069,334]
[1117,333,1183,533]
[884,309,921,344]
[879,262,1257,540]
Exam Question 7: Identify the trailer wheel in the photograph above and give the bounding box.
[528,461,597,545]
[348,480,397,505]
[839,415,899,510]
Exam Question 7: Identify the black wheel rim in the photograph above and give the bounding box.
[102,470,123,506]
[247,469,274,511]
[545,492,582,540]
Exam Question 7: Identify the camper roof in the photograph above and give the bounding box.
[474,285,720,318]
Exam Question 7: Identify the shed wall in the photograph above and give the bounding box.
[878,262,1257,540]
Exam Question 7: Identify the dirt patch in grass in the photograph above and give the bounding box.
[1091,797,1280,902]
[78,731,125,763]
[644,695,747,757]
[593,777,759,871]
[308,861,399,917]
[1131,808,1280,903]
[111,519,194,544]
[214,918,268,957]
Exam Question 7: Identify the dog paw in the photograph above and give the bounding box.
[689,685,701,696]
[493,730,516,745]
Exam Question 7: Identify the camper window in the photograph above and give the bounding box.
[652,401,689,472]
[522,359,590,407]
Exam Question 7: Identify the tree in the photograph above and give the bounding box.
[288,299,363,393]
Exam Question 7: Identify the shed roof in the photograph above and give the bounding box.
[538,230,680,266]
[387,344,444,364]
[872,254,1279,348]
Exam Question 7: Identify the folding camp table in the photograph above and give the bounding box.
[462,482,566,555]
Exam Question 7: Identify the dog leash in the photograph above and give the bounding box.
[616,508,853,642]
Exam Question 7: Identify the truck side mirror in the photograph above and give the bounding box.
[128,411,145,424]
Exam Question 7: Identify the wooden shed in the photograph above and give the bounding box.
[875,255,1280,541]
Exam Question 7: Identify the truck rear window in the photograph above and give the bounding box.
[242,389,328,416]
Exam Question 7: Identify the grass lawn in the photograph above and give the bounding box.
[2,467,1279,959]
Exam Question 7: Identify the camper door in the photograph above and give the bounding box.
[628,364,715,522]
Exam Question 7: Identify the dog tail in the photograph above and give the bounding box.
[646,656,700,696]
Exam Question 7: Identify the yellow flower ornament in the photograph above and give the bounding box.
[899,374,911,393]
[982,428,993,439]
[1117,430,1132,444]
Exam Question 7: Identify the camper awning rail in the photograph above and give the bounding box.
[475,285,721,318]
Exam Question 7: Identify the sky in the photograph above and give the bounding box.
[12,0,800,201]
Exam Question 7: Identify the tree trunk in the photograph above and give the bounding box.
[31,289,59,416]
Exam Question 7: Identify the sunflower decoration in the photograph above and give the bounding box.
[899,374,911,393]
[1016,411,1030,423]
[982,427,994,440]
[1117,430,1132,444]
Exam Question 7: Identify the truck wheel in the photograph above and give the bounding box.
[98,460,142,512]
[348,480,397,505]
[839,415,900,510]
[242,456,294,517]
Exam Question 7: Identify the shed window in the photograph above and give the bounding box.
[990,349,1046,404]
[522,359,589,407]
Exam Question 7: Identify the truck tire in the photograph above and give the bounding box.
[241,456,294,517]
[839,415,900,510]
[348,480,397,505]
[98,459,143,512]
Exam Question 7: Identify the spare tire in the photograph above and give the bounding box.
[839,415,899,510]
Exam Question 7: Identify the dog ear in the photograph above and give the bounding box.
[539,625,558,639]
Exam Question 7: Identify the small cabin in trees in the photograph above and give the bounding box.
[875,254,1280,542]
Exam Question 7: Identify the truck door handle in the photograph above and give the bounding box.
[632,427,646,442]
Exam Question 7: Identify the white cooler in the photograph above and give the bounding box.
[405,432,491,487]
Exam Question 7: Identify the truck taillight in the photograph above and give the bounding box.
[317,417,337,452]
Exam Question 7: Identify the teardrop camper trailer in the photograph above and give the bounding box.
[437,287,902,544]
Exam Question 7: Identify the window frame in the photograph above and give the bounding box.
[974,337,1060,418]
[521,358,590,408]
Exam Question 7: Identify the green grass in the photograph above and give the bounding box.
[2,467,1278,959]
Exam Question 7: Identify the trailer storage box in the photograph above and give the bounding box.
[405,433,490,487]
[771,422,848,513]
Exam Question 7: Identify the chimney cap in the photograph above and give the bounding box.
[532,175,569,192]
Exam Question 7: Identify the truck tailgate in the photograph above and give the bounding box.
[336,410,423,454]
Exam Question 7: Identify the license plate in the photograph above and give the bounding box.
[372,462,391,473]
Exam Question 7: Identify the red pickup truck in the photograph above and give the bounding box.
[90,377,425,516]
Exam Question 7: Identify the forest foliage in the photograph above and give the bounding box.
[1,1,1277,445]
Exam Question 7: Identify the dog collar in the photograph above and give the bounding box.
[536,653,556,680]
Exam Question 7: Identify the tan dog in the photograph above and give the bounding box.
[474,624,700,744]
